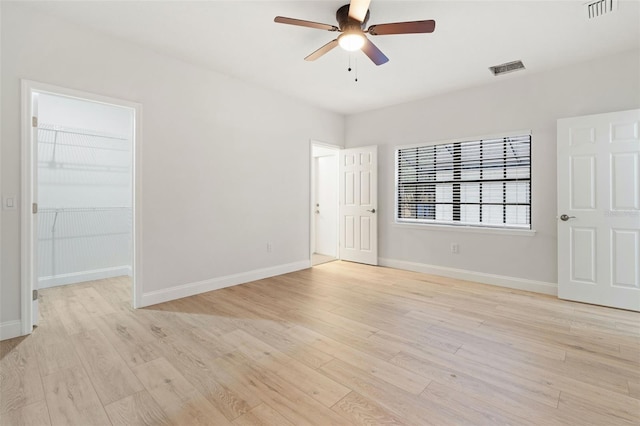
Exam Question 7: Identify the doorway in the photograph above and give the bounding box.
[311,143,339,266]
[21,81,141,335]
[37,93,133,289]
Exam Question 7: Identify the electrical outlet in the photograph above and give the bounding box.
[451,243,459,254]
[267,242,273,253]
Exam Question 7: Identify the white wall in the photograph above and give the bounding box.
[345,49,640,291]
[37,94,133,287]
[1,4,344,330]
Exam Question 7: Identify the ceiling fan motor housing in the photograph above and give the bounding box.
[336,4,369,31]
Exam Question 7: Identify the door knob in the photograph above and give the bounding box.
[367,209,376,213]
[560,214,576,221]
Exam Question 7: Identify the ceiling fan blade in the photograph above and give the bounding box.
[368,20,436,36]
[361,37,389,66]
[305,39,339,61]
[348,0,371,22]
[274,16,339,32]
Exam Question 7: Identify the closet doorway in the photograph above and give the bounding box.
[311,143,339,266]
[21,81,141,334]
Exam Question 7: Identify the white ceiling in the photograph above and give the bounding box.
[12,1,640,115]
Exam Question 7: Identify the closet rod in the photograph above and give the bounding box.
[37,161,131,172]
[38,141,130,152]
[39,206,131,213]
[41,207,131,233]
[38,126,128,141]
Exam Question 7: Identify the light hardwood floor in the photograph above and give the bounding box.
[1,261,639,425]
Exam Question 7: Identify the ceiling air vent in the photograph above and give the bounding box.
[585,0,618,19]
[489,60,525,76]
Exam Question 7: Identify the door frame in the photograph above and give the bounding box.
[20,80,143,335]
[309,140,342,262]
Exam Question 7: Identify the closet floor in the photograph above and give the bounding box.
[312,253,337,266]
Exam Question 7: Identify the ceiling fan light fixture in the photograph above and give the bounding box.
[338,32,365,51]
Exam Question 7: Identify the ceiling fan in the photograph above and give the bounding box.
[274,0,436,66]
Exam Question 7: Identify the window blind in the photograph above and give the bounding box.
[396,134,531,228]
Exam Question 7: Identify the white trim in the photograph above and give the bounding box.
[0,321,23,341]
[392,222,536,236]
[38,266,132,289]
[310,140,343,151]
[139,260,311,308]
[379,258,557,295]
[132,100,143,309]
[20,81,34,336]
[20,80,143,337]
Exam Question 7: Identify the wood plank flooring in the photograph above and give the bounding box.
[1,261,639,425]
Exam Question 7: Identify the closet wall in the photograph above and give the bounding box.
[37,94,134,288]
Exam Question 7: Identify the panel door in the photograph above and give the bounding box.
[339,146,378,265]
[557,109,640,311]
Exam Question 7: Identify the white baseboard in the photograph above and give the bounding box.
[139,260,311,308]
[379,258,557,296]
[39,265,132,288]
[0,320,23,341]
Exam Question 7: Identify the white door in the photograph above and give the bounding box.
[315,155,338,257]
[339,145,378,265]
[557,109,640,311]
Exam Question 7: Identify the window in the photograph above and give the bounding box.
[396,134,531,229]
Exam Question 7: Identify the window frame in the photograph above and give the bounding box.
[394,130,532,231]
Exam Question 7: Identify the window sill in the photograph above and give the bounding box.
[392,222,537,236]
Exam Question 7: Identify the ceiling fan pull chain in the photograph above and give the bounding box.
[355,57,359,82]
[348,54,352,72]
